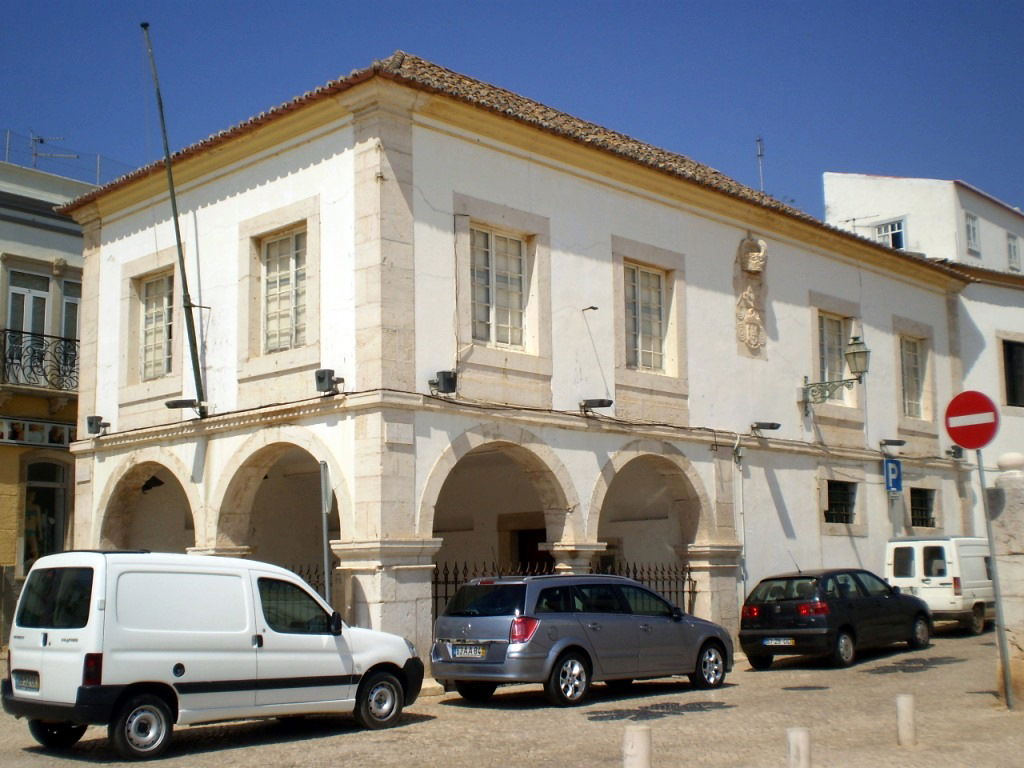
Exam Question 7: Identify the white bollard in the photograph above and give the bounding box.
[787,727,811,768]
[896,693,916,746]
[623,724,652,768]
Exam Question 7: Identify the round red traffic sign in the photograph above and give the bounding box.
[945,390,999,450]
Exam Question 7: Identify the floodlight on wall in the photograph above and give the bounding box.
[751,421,781,433]
[580,398,613,415]
[429,370,457,395]
[880,438,906,455]
[315,368,344,395]
[946,445,964,460]
[801,335,871,415]
[86,415,109,435]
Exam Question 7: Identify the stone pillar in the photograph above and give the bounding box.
[993,452,1024,705]
[681,543,743,635]
[540,541,607,573]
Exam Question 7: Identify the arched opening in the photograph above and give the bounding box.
[101,462,194,552]
[596,455,700,569]
[218,444,339,590]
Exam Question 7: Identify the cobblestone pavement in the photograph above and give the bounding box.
[2,626,1022,767]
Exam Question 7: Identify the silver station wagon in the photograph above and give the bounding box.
[431,574,732,705]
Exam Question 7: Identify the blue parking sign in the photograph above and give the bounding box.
[884,458,903,492]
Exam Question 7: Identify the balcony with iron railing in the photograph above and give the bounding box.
[1,330,79,393]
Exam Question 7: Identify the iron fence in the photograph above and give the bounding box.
[1,330,79,391]
[432,560,697,621]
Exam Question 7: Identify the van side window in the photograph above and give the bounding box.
[17,567,93,629]
[892,547,915,577]
[923,546,947,577]
[257,578,330,634]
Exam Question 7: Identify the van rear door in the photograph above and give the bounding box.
[11,564,97,705]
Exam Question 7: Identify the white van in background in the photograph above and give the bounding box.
[2,551,424,760]
[884,537,994,634]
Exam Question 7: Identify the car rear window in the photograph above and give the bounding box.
[748,577,818,603]
[444,584,526,617]
[17,567,94,629]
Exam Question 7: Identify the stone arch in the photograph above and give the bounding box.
[210,426,349,552]
[418,422,581,545]
[588,439,713,557]
[94,447,200,551]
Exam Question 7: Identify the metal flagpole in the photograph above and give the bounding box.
[140,22,208,418]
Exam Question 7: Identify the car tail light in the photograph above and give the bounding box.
[797,601,830,616]
[82,653,103,686]
[953,577,962,595]
[741,604,761,619]
[509,616,540,644]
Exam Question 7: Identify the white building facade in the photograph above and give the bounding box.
[64,55,973,662]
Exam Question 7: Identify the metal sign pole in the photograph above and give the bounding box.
[320,461,332,605]
[977,448,1014,709]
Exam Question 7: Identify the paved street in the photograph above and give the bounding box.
[2,625,1022,767]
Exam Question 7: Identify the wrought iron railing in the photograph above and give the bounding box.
[1,330,79,392]
[432,559,698,621]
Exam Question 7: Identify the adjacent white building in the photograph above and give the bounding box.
[62,54,979,663]
[825,172,1024,464]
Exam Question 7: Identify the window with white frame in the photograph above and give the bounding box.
[624,262,665,371]
[471,225,525,347]
[1008,234,1020,271]
[262,229,306,353]
[818,313,849,402]
[875,219,905,250]
[900,336,925,419]
[141,274,173,380]
[965,212,980,254]
[825,480,856,524]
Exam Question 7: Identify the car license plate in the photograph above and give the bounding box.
[453,644,485,659]
[763,637,795,647]
[13,670,40,691]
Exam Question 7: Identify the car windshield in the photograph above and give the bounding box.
[748,577,819,603]
[444,584,526,617]
[17,567,94,629]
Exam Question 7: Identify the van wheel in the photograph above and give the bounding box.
[109,694,173,760]
[831,630,856,667]
[454,680,497,702]
[545,651,590,706]
[908,614,931,649]
[963,605,986,635]
[27,720,87,750]
[354,670,404,729]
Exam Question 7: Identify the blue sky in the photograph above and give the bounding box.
[4,1,1022,220]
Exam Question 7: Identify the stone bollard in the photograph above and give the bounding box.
[994,452,1024,707]
[896,693,916,746]
[787,727,810,768]
[623,724,652,768]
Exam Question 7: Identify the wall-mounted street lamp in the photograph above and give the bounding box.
[580,398,613,415]
[801,336,871,415]
[751,421,781,433]
[880,438,906,455]
[165,399,205,415]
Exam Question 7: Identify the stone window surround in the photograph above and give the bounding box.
[818,464,867,538]
[893,315,937,436]
[118,246,184,406]
[237,196,321,383]
[808,291,864,424]
[904,478,943,532]
[998,329,1024,410]
[0,253,82,338]
[453,193,552,383]
[612,236,686,398]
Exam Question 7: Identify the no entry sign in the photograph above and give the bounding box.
[945,390,999,450]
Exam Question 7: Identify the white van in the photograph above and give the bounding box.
[2,551,424,759]
[884,537,994,634]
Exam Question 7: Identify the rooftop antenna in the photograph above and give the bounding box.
[29,131,78,167]
[755,136,765,193]
[140,22,208,418]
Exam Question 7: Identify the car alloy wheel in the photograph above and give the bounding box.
[690,643,727,689]
[832,630,855,667]
[545,651,590,706]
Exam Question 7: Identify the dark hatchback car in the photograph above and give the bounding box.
[739,568,931,669]
[432,574,733,705]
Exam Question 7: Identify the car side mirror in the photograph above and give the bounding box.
[890,585,901,595]
[329,610,343,636]
[671,606,684,622]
